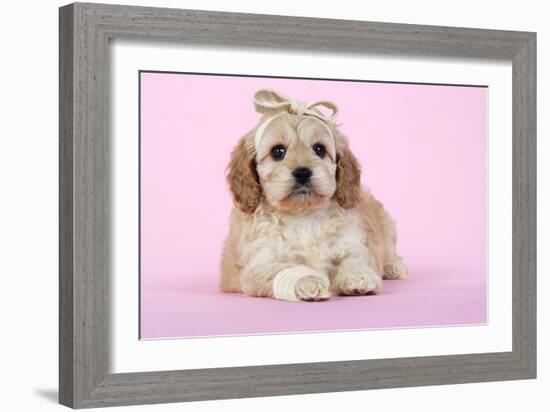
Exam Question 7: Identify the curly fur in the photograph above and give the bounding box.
[226,136,262,213]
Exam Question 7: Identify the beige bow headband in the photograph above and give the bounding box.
[253,89,339,149]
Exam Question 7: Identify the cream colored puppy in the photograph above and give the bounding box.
[220,89,407,302]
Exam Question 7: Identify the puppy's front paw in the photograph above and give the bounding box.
[334,269,381,296]
[294,276,331,302]
[383,259,408,280]
[273,266,331,302]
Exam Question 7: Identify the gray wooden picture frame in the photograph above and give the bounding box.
[59,2,537,409]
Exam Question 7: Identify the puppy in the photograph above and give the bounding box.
[220,89,407,302]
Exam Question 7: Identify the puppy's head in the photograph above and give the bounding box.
[227,90,361,214]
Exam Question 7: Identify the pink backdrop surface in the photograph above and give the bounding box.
[140,72,487,339]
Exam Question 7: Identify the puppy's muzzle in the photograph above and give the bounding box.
[292,167,313,185]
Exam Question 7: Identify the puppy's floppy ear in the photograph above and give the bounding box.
[334,133,362,209]
[227,136,262,213]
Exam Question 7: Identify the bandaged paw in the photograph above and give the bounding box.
[272,266,331,302]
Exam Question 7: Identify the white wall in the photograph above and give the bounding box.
[0,0,546,411]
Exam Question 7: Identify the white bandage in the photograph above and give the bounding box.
[254,113,335,151]
[272,266,329,302]
[252,89,339,150]
[254,112,286,149]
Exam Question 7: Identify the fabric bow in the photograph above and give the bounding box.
[253,89,339,123]
[252,89,339,149]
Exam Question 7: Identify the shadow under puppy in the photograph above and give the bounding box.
[221,89,407,302]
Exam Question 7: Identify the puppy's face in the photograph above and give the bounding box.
[255,115,337,212]
[227,113,362,214]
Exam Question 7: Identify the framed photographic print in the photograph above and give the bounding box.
[59,2,536,408]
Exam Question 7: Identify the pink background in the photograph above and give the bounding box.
[140,72,487,339]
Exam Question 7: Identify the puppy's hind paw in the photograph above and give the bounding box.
[383,259,408,280]
[294,276,331,302]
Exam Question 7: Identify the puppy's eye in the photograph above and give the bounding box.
[312,143,326,158]
[271,144,286,160]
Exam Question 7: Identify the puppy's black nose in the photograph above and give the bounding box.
[292,167,313,184]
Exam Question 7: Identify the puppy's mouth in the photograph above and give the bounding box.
[279,183,326,211]
[290,184,316,197]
